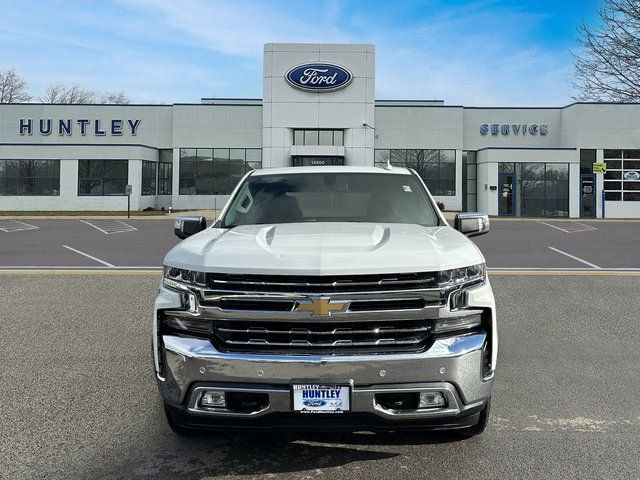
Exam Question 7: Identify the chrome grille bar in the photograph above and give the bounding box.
[217,325,432,335]
[205,272,439,294]
[224,338,425,348]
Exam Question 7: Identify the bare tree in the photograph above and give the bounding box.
[40,82,131,104]
[573,0,640,101]
[0,67,32,102]
[40,82,97,104]
[98,90,131,104]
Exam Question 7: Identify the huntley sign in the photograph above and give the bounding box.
[19,118,142,136]
[285,63,353,92]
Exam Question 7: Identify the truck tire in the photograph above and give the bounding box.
[164,406,195,435]
[459,397,491,438]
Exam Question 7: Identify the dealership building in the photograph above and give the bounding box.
[1,43,640,218]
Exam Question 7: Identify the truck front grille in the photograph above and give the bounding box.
[206,272,438,294]
[162,272,445,355]
[213,297,434,312]
[210,319,434,355]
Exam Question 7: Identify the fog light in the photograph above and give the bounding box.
[200,391,226,408]
[419,392,446,408]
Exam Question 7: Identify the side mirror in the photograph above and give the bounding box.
[174,215,206,239]
[454,213,490,237]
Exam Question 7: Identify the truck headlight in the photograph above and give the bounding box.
[163,265,207,288]
[437,263,485,287]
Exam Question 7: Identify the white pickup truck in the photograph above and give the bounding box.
[153,166,496,436]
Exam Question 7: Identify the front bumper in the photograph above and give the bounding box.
[154,281,496,429]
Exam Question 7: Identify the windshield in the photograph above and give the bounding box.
[221,172,440,228]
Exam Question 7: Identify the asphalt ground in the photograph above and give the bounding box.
[0,218,638,271]
[1,273,639,480]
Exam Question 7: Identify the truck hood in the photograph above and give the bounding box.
[164,222,485,276]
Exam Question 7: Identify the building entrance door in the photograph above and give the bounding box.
[580,174,596,218]
[498,173,516,216]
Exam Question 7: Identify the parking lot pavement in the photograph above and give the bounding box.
[0,218,639,271]
[0,219,178,268]
[1,273,639,480]
[473,219,640,270]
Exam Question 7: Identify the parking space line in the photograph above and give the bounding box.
[0,220,39,232]
[80,219,137,234]
[536,220,598,233]
[62,245,116,268]
[548,246,602,269]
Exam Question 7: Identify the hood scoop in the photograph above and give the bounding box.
[255,223,391,254]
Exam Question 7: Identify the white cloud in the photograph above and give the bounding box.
[0,0,578,104]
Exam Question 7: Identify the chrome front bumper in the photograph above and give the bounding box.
[158,330,493,421]
[154,277,497,424]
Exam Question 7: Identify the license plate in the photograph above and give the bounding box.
[292,384,350,414]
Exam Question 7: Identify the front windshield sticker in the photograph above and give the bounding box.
[403,185,412,192]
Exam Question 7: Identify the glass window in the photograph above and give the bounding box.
[179,148,261,195]
[159,149,173,163]
[374,149,456,196]
[607,160,622,169]
[462,151,477,212]
[293,129,344,146]
[229,149,246,193]
[0,159,61,196]
[246,149,262,162]
[518,163,569,217]
[624,150,640,159]
[196,149,214,195]
[499,163,515,173]
[580,149,596,174]
[604,149,622,159]
[625,160,640,169]
[213,148,230,195]
[389,149,407,165]
[318,130,333,146]
[623,192,640,201]
[304,130,319,146]
[375,150,390,165]
[605,191,622,201]
[141,161,156,196]
[78,160,128,196]
[178,149,196,195]
[158,150,173,195]
[333,130,344,146]
[158,161,172,195]
[222,172,440,228]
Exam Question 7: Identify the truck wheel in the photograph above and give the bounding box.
[164,405,194,435]
[460,397,491,438]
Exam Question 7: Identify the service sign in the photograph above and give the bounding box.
[285,63,353,92]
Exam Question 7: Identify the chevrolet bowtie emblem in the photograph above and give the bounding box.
[295,297,349,316]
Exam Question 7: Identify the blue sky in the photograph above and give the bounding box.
[0,0,600,105]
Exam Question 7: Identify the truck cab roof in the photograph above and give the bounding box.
[249,165,413,176]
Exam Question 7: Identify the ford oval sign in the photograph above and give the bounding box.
[623,171,640,181]
[285,63,353,92]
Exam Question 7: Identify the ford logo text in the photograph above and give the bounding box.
[285,63,353,92]
[303,399,327,407]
